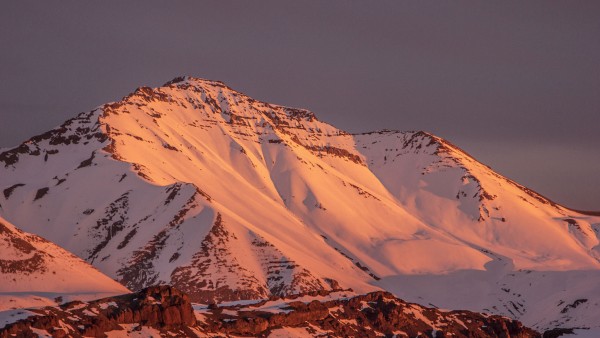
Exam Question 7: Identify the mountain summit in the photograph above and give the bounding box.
[1,76,599,331]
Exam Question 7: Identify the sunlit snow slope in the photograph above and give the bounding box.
[0,76,598,330]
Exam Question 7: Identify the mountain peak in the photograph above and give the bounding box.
[163,75,226,88]
[105,75,318,123]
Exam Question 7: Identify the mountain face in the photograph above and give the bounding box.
[0,216,128,311]
[0,285,539,338]
[0,76,599,331]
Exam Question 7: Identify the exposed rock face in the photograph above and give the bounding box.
[0,221,45,274]
[0,285,196,338]
[199,290,541,337]
[170,213,328,303]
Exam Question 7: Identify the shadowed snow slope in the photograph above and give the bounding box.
[0,76,598,330]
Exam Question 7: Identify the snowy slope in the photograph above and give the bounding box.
[356,130,600,271]
[0,78,378,304]
[0,76,599,331]
[0,216,128,311]
[355,130,600,330]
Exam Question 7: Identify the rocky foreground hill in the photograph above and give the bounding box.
[0,285,540,338]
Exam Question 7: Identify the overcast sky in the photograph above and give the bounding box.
[1,1,599,210]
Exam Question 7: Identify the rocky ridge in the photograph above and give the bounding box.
[0,76,599,331]
[0,286,196,338]
[0,286,540,338]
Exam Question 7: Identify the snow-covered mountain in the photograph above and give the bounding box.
[0,215,128,312]
[0,76,598,331]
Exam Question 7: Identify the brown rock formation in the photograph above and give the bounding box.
[0,285,196,338]
[198,290,541,337]
[0,286,543,337]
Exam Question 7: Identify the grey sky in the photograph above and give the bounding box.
[1,1,599,210]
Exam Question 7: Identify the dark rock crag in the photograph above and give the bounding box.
[0,285,196,338]
[200,290,541,338]
[0,286,542,337]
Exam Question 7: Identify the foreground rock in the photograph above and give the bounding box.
[198,290,541,337]
[0,286,541,337]
[0,285,197,337]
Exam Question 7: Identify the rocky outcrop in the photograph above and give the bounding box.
[0,285,196,338]
[198,290,541,337]
[0,286,541,337]
[170,214,331,304]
